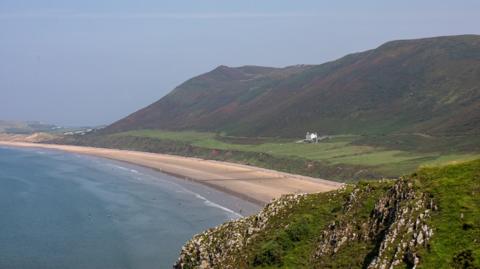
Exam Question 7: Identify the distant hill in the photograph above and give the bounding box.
[106,35,480,138]
[0,120,58,134]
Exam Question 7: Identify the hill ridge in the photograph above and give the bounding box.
[106,35,480,138]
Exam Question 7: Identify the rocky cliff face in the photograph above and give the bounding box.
[174,194,308,269]
[174,177,437,269]
[175,159,480,268]
[314,179,435,269]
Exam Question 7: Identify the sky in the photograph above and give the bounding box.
[1,1,479,126]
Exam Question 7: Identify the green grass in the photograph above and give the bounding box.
[176,159,480,268]
[247,187,351,268]
[255,160,480,268]
[416,159,480,268]
[422,154,480,166]
[246,181,396,268]
[113,129,215,142]
[113,129,480,177]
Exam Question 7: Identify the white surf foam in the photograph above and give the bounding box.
[94,160,243,218]
[106,163,142,175]
[173,187,243,219]
[194,193,243,219]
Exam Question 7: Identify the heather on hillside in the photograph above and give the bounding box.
[107,35,480,139]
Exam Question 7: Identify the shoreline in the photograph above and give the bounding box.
[0,141,344,206]
[0,145,247,268]
[80,156,261,216]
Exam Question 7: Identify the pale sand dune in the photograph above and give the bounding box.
[0,141,344,205]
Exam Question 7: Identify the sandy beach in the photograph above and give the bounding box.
[0,141,343,205]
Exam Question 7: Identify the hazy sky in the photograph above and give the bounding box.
[1,0,479,126]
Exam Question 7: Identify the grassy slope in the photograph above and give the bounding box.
[111,129,480,178]
[106,35,480,139]
[416,160,480,268]
[254,160,480,268]
[176,159,480,268]
[246,181,394,268]
[95,35,480,181]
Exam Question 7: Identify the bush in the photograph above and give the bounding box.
[451,250,479,269]
[253,241,284,266]
[286,216,312,242]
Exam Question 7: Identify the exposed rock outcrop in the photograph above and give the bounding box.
[174,194,307,269]
[174,178,436,269]
[314,178,435,268]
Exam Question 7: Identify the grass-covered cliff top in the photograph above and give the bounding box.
[175,159,480,268]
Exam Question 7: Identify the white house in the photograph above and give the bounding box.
[305,132,318,143]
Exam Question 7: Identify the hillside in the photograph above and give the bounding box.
[0,120,58,134]
[49,35,480,181]
[106,35,480,138]
[174,159,480,268]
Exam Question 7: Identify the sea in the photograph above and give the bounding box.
[0,146,256,269]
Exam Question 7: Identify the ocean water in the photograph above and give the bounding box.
[0,147,244,269]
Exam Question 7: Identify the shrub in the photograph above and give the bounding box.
[253,241,284,266]
[285,216,312,242]
[451,250,479,269]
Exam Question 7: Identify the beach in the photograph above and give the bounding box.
[0,141,343,205]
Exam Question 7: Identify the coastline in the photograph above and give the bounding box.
[0,141,344,206]
[0,145,246,268]
[84,157,261,216]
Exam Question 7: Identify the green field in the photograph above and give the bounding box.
[113,130,480,177]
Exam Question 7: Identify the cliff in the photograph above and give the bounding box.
[174,159,480,268]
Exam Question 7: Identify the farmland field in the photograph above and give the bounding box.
[112,130,480,177]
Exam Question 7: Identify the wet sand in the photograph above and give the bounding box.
[0,141,343,205]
